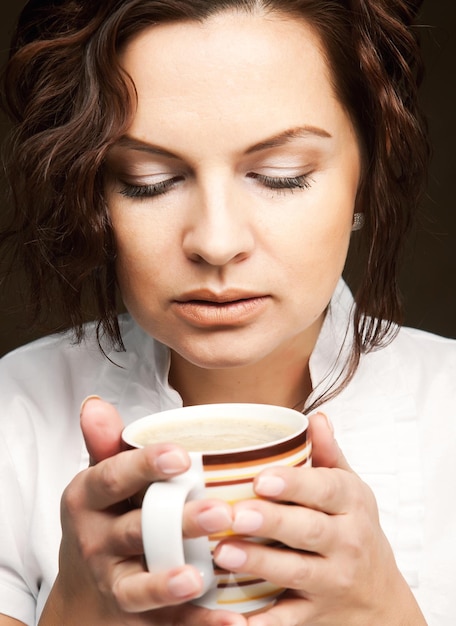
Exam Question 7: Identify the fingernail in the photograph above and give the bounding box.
[215,544,247,570]
[232,509,263,534]
[168,569,202,598]
[197,506,232,533]
[79,395,102,418]
[156,449,188,474]
[255,475,286,497]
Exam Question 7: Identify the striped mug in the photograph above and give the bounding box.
[122,403,311,615]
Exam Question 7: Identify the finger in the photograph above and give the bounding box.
[107,508,144,556]
[308,412,352,471]
[79,444,191,510]
[253,463,357,515]
[113,564,248,624]
[108,499,233,556]
[113,565,205,611]
[231,499,332,554]
[213,540,330,595]
[247,594,313,626]
[184,499,233,537]
[80,396,124,465]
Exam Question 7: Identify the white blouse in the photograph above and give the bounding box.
[0,280,455,625]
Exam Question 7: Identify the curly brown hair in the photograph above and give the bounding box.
[0,0,429,400]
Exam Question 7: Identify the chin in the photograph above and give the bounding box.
[171,338,270,371]
[181,350,259,371]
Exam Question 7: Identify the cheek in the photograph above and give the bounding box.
[285,230,350,293]
[274,193,354,304]
[111,216,158,302]
[281,194,353,266]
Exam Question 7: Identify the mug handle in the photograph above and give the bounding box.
[141,453,216,597]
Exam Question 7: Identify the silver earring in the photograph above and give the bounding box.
[352,212,365,231]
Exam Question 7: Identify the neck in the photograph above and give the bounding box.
[168,327,321,410]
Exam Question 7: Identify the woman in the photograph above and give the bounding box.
[0,0,454,624]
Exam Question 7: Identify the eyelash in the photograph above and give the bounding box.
[119,173,312,199]
[247,173,312,191]
[120,177,182,199]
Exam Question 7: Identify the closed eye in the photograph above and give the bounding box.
[118,172,313,199]
[119,176,184,199]
[247,172,313,191]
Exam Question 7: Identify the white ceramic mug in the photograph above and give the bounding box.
[122,403,311,614]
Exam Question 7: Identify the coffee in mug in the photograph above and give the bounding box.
[131,417,296,451]
[122,403,311,614]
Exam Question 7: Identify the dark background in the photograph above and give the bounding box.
[0,1,455,357]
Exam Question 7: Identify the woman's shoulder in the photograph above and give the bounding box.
[0,314,172,428]
[379,325,456,409]
[1,320,104,375]
[348,323,456,416]
[393,324,456,365]
[0,314,146,410]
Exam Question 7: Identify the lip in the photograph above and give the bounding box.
[172,289,270,327]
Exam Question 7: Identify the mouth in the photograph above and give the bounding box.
[172,291,270,327]
[176,289,265,304]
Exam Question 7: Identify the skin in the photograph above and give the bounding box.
[105,10,361,409]
[0,9,427,626]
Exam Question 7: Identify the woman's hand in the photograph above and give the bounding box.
[213,413,427,626]
[39,398,245,626]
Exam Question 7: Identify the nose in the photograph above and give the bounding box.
[182,180,255,267]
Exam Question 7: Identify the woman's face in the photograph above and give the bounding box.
[106,10,361,370]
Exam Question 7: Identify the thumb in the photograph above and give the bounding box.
[80,396,125,465]
[308,412,352,472]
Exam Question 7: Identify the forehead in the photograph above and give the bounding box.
[118,10,354,152]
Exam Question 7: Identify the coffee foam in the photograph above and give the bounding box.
[132,417,295,451]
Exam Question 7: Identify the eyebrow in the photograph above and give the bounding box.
[114,125,332,158]
[245,126,332,154]
[114,136,178,159]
